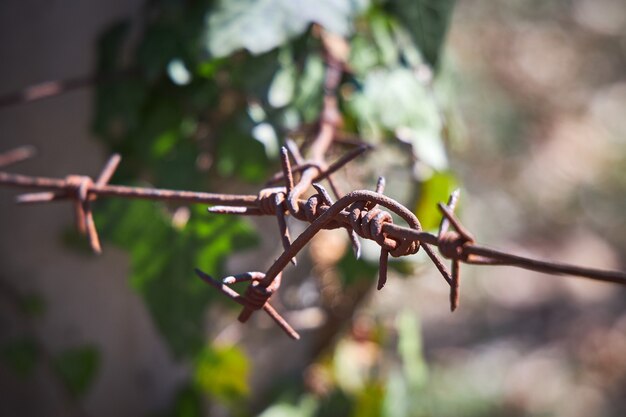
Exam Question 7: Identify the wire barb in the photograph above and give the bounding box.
[3,138,626,339]
[439,190,463,311]
[194,268,300,340]
[0,145,37,168]
[2,29,626,341]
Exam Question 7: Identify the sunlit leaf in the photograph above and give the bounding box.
[351,383,385,417]
[333,339,379,394]
[413,171,458,231]
[258,395,318,417]
[52,346,100,398]
[370,14,399,67]
[292,54,325,122]
[382,370,411,417]
[396,310,428,388]
[216,120,270,183]
[268,51,297,108]
[194,345,249,404]
[206,0,369,57]
[350,67,447,169]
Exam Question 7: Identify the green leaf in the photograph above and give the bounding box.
[370,13,399,67]
[351,383,385,417]
[336,248,378,287]
[96,21,131,72]
[349,67,447,169]
[92,78,148,142]
[19,293,46,318]
[52,346,100,398]
[413,171,458,231]
[194,345,249,404]
[386,0,457,68]
[96,200,257,357]
[169,386,203,417]
[315,390,353,417]
[216,119,270,183]
[0,338,39,378]
[292,54,325,122]
[396,310,427,388]
[382,370,411,417]
[333,338,380,394]
[268,48,297,108]
[206,0,369,57]
[258,396,318,417]
[137,23,183,79]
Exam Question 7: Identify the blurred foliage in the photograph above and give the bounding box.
[206,0,367,57]
[413,171,458,230]
[258,396,318,417]
[162,386,203,417]
[87,0,459,413]
[260,310,511,417]
[0,337,38,378]
[96,200,257,358]
[194,345,249,405]
[17,293,46,318]
[386,0,456,68]
[336,248,379,287]
[52,346,100,399]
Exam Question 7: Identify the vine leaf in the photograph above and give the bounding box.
[0,338,39,378]
[52,346,100,399]
[414,171,458,230]
[257,396,318,417]
[349,67,447,169]
[194,345,249,405]
[386,0,456,68]
[206,0,367,57]
[396,310,428,388]
[96,199,258,357]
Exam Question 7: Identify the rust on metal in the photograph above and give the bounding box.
[1,28,625,340]
[0,145,36,168]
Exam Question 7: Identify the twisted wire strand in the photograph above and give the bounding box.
[3,138,626,341]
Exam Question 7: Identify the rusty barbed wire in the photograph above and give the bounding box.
[1,30,625,341]
[0,71,134,109]
[0,145,36,168]
[2,141,626,340]
[2,146,625,339]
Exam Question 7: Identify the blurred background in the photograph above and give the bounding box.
[1,0,625,416]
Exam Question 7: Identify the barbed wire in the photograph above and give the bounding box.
[1,30,625,341]
[2,142,625,340]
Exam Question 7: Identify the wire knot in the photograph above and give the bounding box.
[438,231,472,261]
[349,206,419,258]
[297,193,342,229]
[241,272,282,311]
[242,281,273,310]
[65,175,93,201]
[257,187,285,215]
